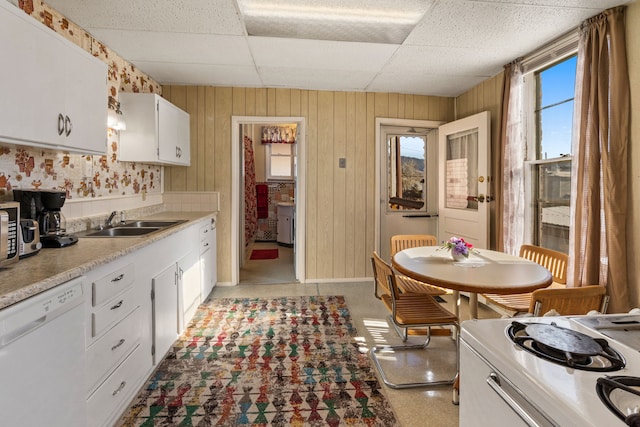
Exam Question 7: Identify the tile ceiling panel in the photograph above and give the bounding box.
[88,29,254,66]
[42,0,631,96]
[257,67,378,92]
[248,37,398,71]
[368,72,488,97]
[132,62,262,87]
[42,0,245,35]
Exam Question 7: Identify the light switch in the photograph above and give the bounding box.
[339,158,346,168]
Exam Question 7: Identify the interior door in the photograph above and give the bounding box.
[438,111,491,249]
[379,125,438,261]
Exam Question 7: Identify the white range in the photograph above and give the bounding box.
[460,314,640,426]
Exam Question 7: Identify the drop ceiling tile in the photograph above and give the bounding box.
[133,62,261,86]
[44,0,245,35]
[257,66,377,92]
[88,29,253,65]
[385,45,503,77]
[368,72,487,97]
[248,37,398,71]
[405,0,601,51]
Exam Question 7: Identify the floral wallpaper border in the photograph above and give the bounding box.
[0,0,164,201]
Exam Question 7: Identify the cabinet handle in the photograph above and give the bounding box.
[111,338,125,351]
[110,300,123,310]
[57,114,65,135]
[111,274,125,283]
[112,381,126,396]
[64,115,72,136]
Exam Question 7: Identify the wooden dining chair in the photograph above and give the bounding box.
[528,285,609,316]
[370,252,459,389]
[482,245,568,315]
[390,234,449,296]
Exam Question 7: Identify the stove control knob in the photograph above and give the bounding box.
[32,242,43,251]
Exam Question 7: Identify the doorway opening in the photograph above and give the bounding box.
[231,116,306,285]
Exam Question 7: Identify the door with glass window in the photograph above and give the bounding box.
[379,126,438,261]
[438,111,491,249]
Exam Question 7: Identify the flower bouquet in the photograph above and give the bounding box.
[441,236,473,261]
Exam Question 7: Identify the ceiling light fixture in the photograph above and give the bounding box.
[237,0,431,45]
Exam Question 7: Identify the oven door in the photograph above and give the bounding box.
[460,339,557,427]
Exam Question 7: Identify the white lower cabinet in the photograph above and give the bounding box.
[86,343,147,427]
[78,215,214,426]
[179,248,201,329]
[200,217,217,300]
[152,263,179,365]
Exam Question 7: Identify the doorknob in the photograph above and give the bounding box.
[477,194,485,203]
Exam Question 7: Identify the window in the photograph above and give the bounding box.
[525,54,577,253]
[266,143,295,180]
[387,135,427,211]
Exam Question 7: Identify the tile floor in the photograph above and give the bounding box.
[210,281,501,427]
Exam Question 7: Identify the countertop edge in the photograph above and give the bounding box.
[0,211,216,310]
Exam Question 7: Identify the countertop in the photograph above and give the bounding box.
[0,211,216,310]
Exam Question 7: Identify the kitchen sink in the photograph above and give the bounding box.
[83,227,161,237]
[118,220,186,228]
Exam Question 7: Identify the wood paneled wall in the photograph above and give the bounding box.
[455,72,505,250]
[162,86,454,282]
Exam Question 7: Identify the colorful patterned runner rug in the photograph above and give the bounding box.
[117,295,399,426]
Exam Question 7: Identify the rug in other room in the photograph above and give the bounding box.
[250,248,279,260]
[116,295,399,426]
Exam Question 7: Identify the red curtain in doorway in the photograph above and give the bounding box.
[244,136,257,245]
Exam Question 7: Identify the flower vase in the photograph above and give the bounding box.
[451,252,467,262]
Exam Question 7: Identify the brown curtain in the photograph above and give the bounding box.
[495,65,510,253]
[570,6,630,312]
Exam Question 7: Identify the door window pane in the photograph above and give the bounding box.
[445,128,478,210]
[387,136,426,211]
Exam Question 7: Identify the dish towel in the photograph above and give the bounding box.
[256,184,268,219]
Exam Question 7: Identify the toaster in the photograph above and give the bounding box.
[18,219,41,258]
[0,202,19,266]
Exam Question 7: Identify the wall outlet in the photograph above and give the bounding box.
[339,158,346,168]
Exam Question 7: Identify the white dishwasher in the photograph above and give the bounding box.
[0,276,86,427]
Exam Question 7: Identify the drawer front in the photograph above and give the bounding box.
[200,223,214,250]
[92,288,135,337]
[86,343,146,427]
[86,306,142,393]
[92,263,135,307]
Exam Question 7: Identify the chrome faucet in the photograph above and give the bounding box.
[105,211,117,227]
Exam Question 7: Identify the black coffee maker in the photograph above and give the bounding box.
[13,189,78,248]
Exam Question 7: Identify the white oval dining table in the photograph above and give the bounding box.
[392,246,553,319]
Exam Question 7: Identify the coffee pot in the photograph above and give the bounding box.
[13,189,78,248]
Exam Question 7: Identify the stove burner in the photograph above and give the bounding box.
[596,376,640,426]
[508,321,625,371]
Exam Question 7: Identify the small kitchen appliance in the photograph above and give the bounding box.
[460,313,640,427]
[13,189,78,248]
[0,201,19,266]
[18,219,41,258]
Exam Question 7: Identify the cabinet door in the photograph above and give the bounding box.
[158,98,190,165]
[62,44,107,154]
[0,1,106,154]
[152,264,178,364]
[178,249,200,329]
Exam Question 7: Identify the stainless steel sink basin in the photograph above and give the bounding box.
[118,220,186,228]
[84,227,160,237]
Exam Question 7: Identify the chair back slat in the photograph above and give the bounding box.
[519,244,568,284]
[371,252,400,300]
[391,234,438,257]
[530,285,607,316]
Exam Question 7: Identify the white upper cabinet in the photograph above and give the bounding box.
[119,93,191,166]
[0,1,107,154]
